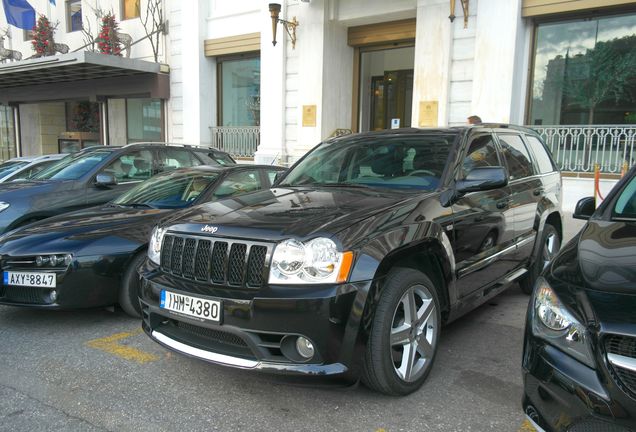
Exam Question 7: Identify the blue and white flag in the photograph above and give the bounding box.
[1,0,36,30]
[49,0,55,5]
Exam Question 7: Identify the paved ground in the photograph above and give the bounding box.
[0,215,586,432]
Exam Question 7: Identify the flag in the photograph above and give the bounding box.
[1,0,36,30]
[49,0,55,4]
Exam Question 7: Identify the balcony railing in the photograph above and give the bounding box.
[210,126,259,158]
[530,125,636,174]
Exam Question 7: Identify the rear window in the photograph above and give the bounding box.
[525,135,557,174]
[497,134,535,180]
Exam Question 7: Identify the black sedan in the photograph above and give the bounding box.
[0,164,285,317]
[523,164,636,431]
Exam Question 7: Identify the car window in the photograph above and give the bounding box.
[614,174,636,219]
[113,171,221,209]
[161,148,201,170]
[461,134,501,178]
[266,169,282,186]
[8,160,54,181]
[33,150,112,180]
[279,134,457,191]
[213,170,262,199]
[497,134,535,180]
[525,135,557,174]
[103,150,153,183]
[0,160,29,178]
[192,149,236,166]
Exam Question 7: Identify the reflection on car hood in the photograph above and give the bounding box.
[0,206,171,255]
[161,187,418,241]
[550,220,636,294]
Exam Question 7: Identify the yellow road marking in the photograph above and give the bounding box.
[86,328,159,364]
[519,419,537,432]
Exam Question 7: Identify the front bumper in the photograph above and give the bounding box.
[522,336,636,432]
[139,268,372,377]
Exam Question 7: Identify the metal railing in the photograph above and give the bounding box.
[210,126,259,158]
[530,125,636,174]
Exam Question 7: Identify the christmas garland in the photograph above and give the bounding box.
[31,15,55,57]
[96,13,122,56]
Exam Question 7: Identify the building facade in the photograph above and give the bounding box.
[1,0,636,173]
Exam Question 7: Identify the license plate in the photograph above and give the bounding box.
[3,271,56,288]
[160,290,221,322]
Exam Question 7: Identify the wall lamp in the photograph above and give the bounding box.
[449,0,470,28]
[269,3,299,49]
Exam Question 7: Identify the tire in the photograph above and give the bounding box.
[119,253,146,318]
[362,268,442,396]
[519,224,560,295]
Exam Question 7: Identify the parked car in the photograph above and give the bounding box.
[522,164,636,431]
[138,125,563,395]
[0,164,284,317]
[0,154,67,183]
[0,143,235,234]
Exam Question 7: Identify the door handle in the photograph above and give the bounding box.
[533,188,544,196]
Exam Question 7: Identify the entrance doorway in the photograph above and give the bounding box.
[358,46,415,132]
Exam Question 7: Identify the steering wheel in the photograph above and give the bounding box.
[408,169,437,177]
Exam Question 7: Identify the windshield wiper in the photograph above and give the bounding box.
[118,202,155,209]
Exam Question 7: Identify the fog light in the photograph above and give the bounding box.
[49,289,57,302]
[64,254,73,266]
[295,336,315,359]
[36,255,45,266]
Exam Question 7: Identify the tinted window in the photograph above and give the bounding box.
[525,135,556,174]
[0,161,29,178]
[266,169,282,186]
[113,171,220,209]
[192,149,236,166]
[213,170,262,199]
[103,150,153,183]
[33,150,112,180]
[614,174,636,219]
[161,148,201,170]
[498,134,535,180]
[279,134,457,191]
[461,134,501,178]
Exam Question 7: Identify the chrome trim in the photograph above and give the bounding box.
[458,243,517,278]
[152,330,258,368]
[608,353,636,373]
[516,234,536,249]
[151,330,348,375]
[440,231,456,274]
[502,267,528,283]
[525,415,546,432]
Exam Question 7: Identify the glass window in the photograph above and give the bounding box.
[103,150,153,183]
[9,160,57,181]
[213,170,262,199]
[126,98,163,143]
[66,0,83,32]
[266,169,282,186]
[614,174,636,218]
[121,0,140,20]
[218,56,260,126]
[279,134,457,191]
[160,148,201,170]
[461,135,501,178]
[0,106,16,162]
[498,134,535,180]
[191,149,236,166]
[34,150,111,181]
[114,171,221,209]
[529,13,636,125]
[0,161,29,178]
[525,135,556,174]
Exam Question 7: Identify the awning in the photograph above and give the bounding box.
[0,51,170,104]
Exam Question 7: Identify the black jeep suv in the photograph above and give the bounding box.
[139,125,563,395]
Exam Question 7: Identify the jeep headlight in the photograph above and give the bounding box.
[148,226,167,265]
[269,238,353,284]
[532,277,595,368]
[0,202,10,212]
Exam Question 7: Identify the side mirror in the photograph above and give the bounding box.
[95,173,117,188]
[573,196,596,220]
[456,166,508,194]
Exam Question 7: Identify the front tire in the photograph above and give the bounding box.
[519,224,560,295]
[362,268,441,395]
[119,253,146,318]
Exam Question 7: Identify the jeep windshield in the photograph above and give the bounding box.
[32,149,112,181]
[278,133,457,191]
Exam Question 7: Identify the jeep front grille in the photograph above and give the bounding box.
[160,233,270,289]
[606,334,636,399]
